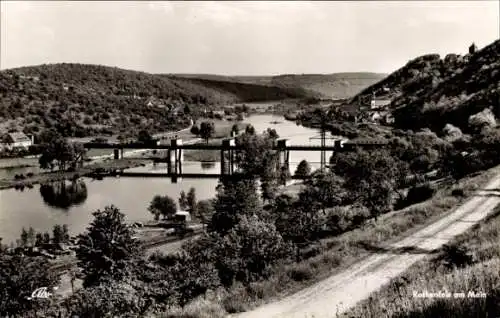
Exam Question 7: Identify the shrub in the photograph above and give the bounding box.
[451,188,465,197]
[214,215,291,286]
[190,125,200,135]
[440,243,475,269]
[287,264,314,282]
[469,108,496,133]
[405,183,436,206]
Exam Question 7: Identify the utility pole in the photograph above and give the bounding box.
[320,125,326,170]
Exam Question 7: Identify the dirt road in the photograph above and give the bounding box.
[234,173,500,318]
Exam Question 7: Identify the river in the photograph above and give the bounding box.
[0,114,337,244]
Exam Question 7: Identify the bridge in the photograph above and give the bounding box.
[83,137,387,183]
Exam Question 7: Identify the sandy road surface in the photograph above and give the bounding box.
[234,173,500,318]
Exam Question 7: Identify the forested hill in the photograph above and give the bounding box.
[163,75,320,102]
[350,39,500,132]
[0,63,315,138]
[170,72,386,99]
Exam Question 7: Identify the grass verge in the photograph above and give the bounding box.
[341,202,500,317]
[165,165,500,317]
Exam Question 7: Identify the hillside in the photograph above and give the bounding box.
[0,63,314,138]
[350,40,500,132]
[393,40,500,132]
[163,75,319,102]
[171,73,386,99]
[350,54,469,105]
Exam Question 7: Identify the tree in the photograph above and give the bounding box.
[137,129,153,144]
[234,127,278,177]
[195,199,214,228]
[53,224,70,245]
[231,123,240,136]
[164,246,220,306]
[52,224,63,245]
[278,166,291,186]
[35,233,44,247]
[43,232,51,245]
[274,193,325,261]
[178,191,188,211]
[214,215,291,286]
[20,227,29,247]
[38,129,84,172]
[210,178,262,236]
[299,171,344,215]
[295,160,311,178]
[190,125,200,135]
[339,149,399,220]
[0,254,59,317]
[18,227,36,248]
[186,187,197,213]
[27,227,35,247]
[245,124,256,135]
[148,195,177,220]
[199,121,215,143]
[76,205,141,287]
[70,142,86,169]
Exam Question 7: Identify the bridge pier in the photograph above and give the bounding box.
[221,138,236,177]
[167,139,183,183]
[113,148,124,160]
[276,139,290,172]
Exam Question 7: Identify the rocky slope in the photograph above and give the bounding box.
[351,39,500,132]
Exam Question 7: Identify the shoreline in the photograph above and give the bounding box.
[0,158,151,190]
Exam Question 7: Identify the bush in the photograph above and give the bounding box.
[440,243,475,269]
[451,188,465,197]
[287,264,314,282]
[190,125,200,135]
[405,183,436,206]
[214,215,292,286]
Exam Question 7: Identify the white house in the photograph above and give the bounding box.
[174,211,191,222]
[370,98,392,110]
[1,132,33,150]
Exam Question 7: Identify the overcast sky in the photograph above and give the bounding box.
[1,1,498,75]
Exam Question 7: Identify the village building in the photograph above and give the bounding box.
[1,132,34,150]
[469,42,478,55]
[370,98,391,110]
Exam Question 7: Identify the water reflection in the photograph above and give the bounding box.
[200,161,216,170]
[39,179,88,209]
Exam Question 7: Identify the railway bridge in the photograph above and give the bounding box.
[83,137,387,183]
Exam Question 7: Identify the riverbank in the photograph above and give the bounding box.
[0,158,150,190]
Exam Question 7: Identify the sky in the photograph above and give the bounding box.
[0,1,499,75]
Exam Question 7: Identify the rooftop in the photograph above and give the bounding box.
[6,132,31,143]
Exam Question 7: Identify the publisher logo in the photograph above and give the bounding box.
[26,287,58,300]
